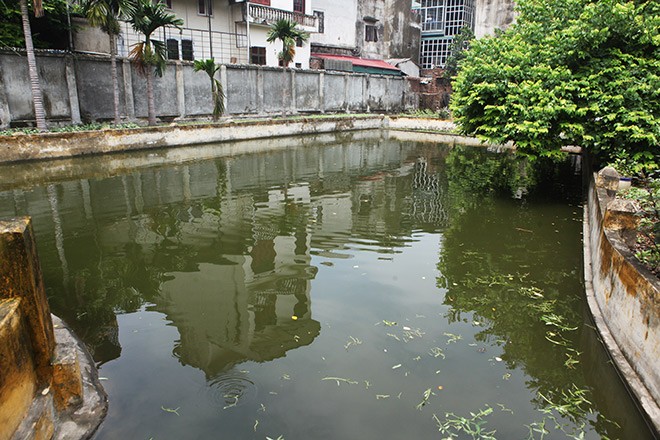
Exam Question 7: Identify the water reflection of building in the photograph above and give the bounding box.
[0,134,451,377]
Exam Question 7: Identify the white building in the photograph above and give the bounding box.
[105,0,318,68]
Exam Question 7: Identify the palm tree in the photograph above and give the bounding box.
[19,0,47,130]
[266,19,309,68]
[81,0,134,124]
[127,0,182,126]
[193,59,225,121]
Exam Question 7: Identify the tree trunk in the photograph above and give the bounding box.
[146,70,157,126]
[20,0,47,131]
[110,33,121,125]
[211,79,218,122]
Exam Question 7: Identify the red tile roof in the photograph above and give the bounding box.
[311,53,401,71]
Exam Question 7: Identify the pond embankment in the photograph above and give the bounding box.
[584,173,660,433]
[0,116,471,164]
[0,218,106,440]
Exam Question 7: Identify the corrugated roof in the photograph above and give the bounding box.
[311,53,401,72]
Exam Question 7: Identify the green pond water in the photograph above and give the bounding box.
[0,132,654,439]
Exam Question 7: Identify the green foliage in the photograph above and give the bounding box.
[444,26,474,79]
[0,0,74,49]
[0,122,139,136]
[451,0,660,167]
[81,0,134,36]
[193,58,225,120]
[266,19,309,67]
[407,108,451,119]
[128,0,182,77]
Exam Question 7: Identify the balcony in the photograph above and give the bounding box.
[245,3,317,30]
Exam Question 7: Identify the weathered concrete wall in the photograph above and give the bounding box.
[584,175,660,431]
[474,0,517,39]
[0,50,417,129]
[0,116,390,164]
[355,0,420,63]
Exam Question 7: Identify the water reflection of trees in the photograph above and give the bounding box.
[436,147,647,438]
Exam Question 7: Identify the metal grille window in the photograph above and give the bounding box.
[444,0,467,36]
[420,0,444,32]
[365,24,378,42]
[293,0,304,14]
[420,37,452,69]
[250,46,266,65]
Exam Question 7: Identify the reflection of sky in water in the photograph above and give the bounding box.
[0,134,653,440]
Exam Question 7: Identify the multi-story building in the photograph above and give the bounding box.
[414,0,475,69]
[79,0,319,68]
[414,0,516,69]
[309,0,420,75]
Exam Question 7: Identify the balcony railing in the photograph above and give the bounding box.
[246,3,317,29]
[118,22,249,64]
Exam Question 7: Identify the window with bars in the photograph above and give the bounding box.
[250,47,266,65]
[420,0,444,32]
[293,0,304,14]
[420,37,452,69]
[419,0,475,67]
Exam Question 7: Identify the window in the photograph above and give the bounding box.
[420,37,452,68]
[250,0,270,5]
[314,10,324,33]
[166,39,179,60]
[295,63,302,68]
[198,0,212,16]
[250,47,266,65]
[293,0,304,14]
[296,37,303,47]
[163,0,172,9]
[420,0,444,32]
[182,39,194,61]
[365,24,378,42]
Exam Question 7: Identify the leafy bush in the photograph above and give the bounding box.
[451,0,660,169]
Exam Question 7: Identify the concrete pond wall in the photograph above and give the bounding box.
[0,50,418,129]
[0,115,472,164]
[584,174,660,432]
[0,218,107,440]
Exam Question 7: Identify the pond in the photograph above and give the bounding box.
[0,131,654,439]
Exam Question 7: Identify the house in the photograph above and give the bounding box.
[309,0,421,70]
[76,0,319,68]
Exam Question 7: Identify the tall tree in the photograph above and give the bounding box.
[128,0,182,126]
[266,19,309,68]
[19,0,47,130]
[266,19,308,115]
[451,0,660,170]
[82,0,134,124]
[193,59,225,121]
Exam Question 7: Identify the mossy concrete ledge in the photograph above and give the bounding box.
[0,116,484,165]
[0,218,107,440]
[583,173,660,433]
